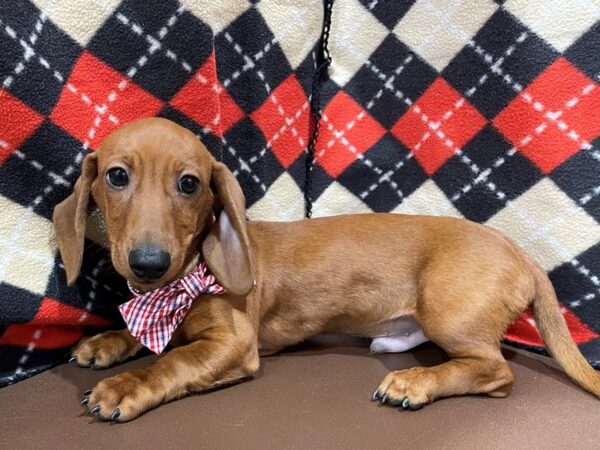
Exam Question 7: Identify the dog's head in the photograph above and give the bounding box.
[52,117,253,295]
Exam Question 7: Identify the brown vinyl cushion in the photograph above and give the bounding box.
[0,337,599,449]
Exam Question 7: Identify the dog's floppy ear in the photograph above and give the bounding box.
[52,152,98,285]
[202,161,254,296]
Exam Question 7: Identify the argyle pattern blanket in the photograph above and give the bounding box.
[1,0,600,387]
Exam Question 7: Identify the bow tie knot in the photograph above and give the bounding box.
[119,262,225,354]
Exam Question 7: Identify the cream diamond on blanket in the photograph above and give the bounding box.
[181,0,251,34]
[505,0,600,52]
[393,180,463,218]
[487,178,600,271]
[31,0,122,46]
[0,195,55,295]
[328,0,388,86]
[394,0,497,72]
[258,0,323,70]
[247,172,305,221]
[312,181,371,217]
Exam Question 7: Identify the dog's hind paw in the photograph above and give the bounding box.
[372,368,433,410]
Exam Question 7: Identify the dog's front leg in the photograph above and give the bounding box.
[82,298,259,422]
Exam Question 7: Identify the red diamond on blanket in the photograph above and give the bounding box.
[0,90,43,165]
[50,51,163,149]
[507,306,599,347]
[315,91,386,178]
[392,77,486,176]
[171,53,243,137]
[0,324,83,350]
[251,74,310,168]
[494,57,600,174]
[0,298,111,350]
[33,298,111,327]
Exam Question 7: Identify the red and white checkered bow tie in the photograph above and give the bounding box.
[118,261,225,355]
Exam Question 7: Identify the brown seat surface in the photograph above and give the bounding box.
[1,338,599,449]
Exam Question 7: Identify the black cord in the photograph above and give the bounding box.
[304,0,334,219]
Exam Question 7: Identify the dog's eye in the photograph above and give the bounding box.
[105,167,129,189]
[178,175,199,195]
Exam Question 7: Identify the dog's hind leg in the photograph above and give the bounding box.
[372,312,515,409]
[373,351,514,409]
[373,276,522,409]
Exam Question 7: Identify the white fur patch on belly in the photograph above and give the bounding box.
[370,330,429,353]
[360,316,429,354]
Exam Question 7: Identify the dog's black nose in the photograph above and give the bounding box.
[128,245,171,280]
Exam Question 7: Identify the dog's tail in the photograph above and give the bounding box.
[529,258,600,398]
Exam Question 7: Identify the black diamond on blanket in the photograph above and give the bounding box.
[338,133,427,212]
[215,7,292,114]
[0,122,84,219]
[433,125,542,222]
[345,35,437,130]
[442,9,559,120]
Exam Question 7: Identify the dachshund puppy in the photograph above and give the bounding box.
[53,117,600,422]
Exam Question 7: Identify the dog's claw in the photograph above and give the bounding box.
[83,389,92,396]
[398,397,422,410]
[91,405,101,414]
[371,389,380,401]
[69,356,76,363]
[88,357,96,367]
[81,398,89,405]
[111,408,121,421]
[381,394,389,404]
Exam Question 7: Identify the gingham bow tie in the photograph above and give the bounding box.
[118,261,225,355]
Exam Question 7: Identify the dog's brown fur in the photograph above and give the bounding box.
[53,117,600,422]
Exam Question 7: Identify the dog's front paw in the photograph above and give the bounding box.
[72,330,141,369]
[82,370,159,422]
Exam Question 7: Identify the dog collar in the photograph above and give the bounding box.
[119,261,225,354]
